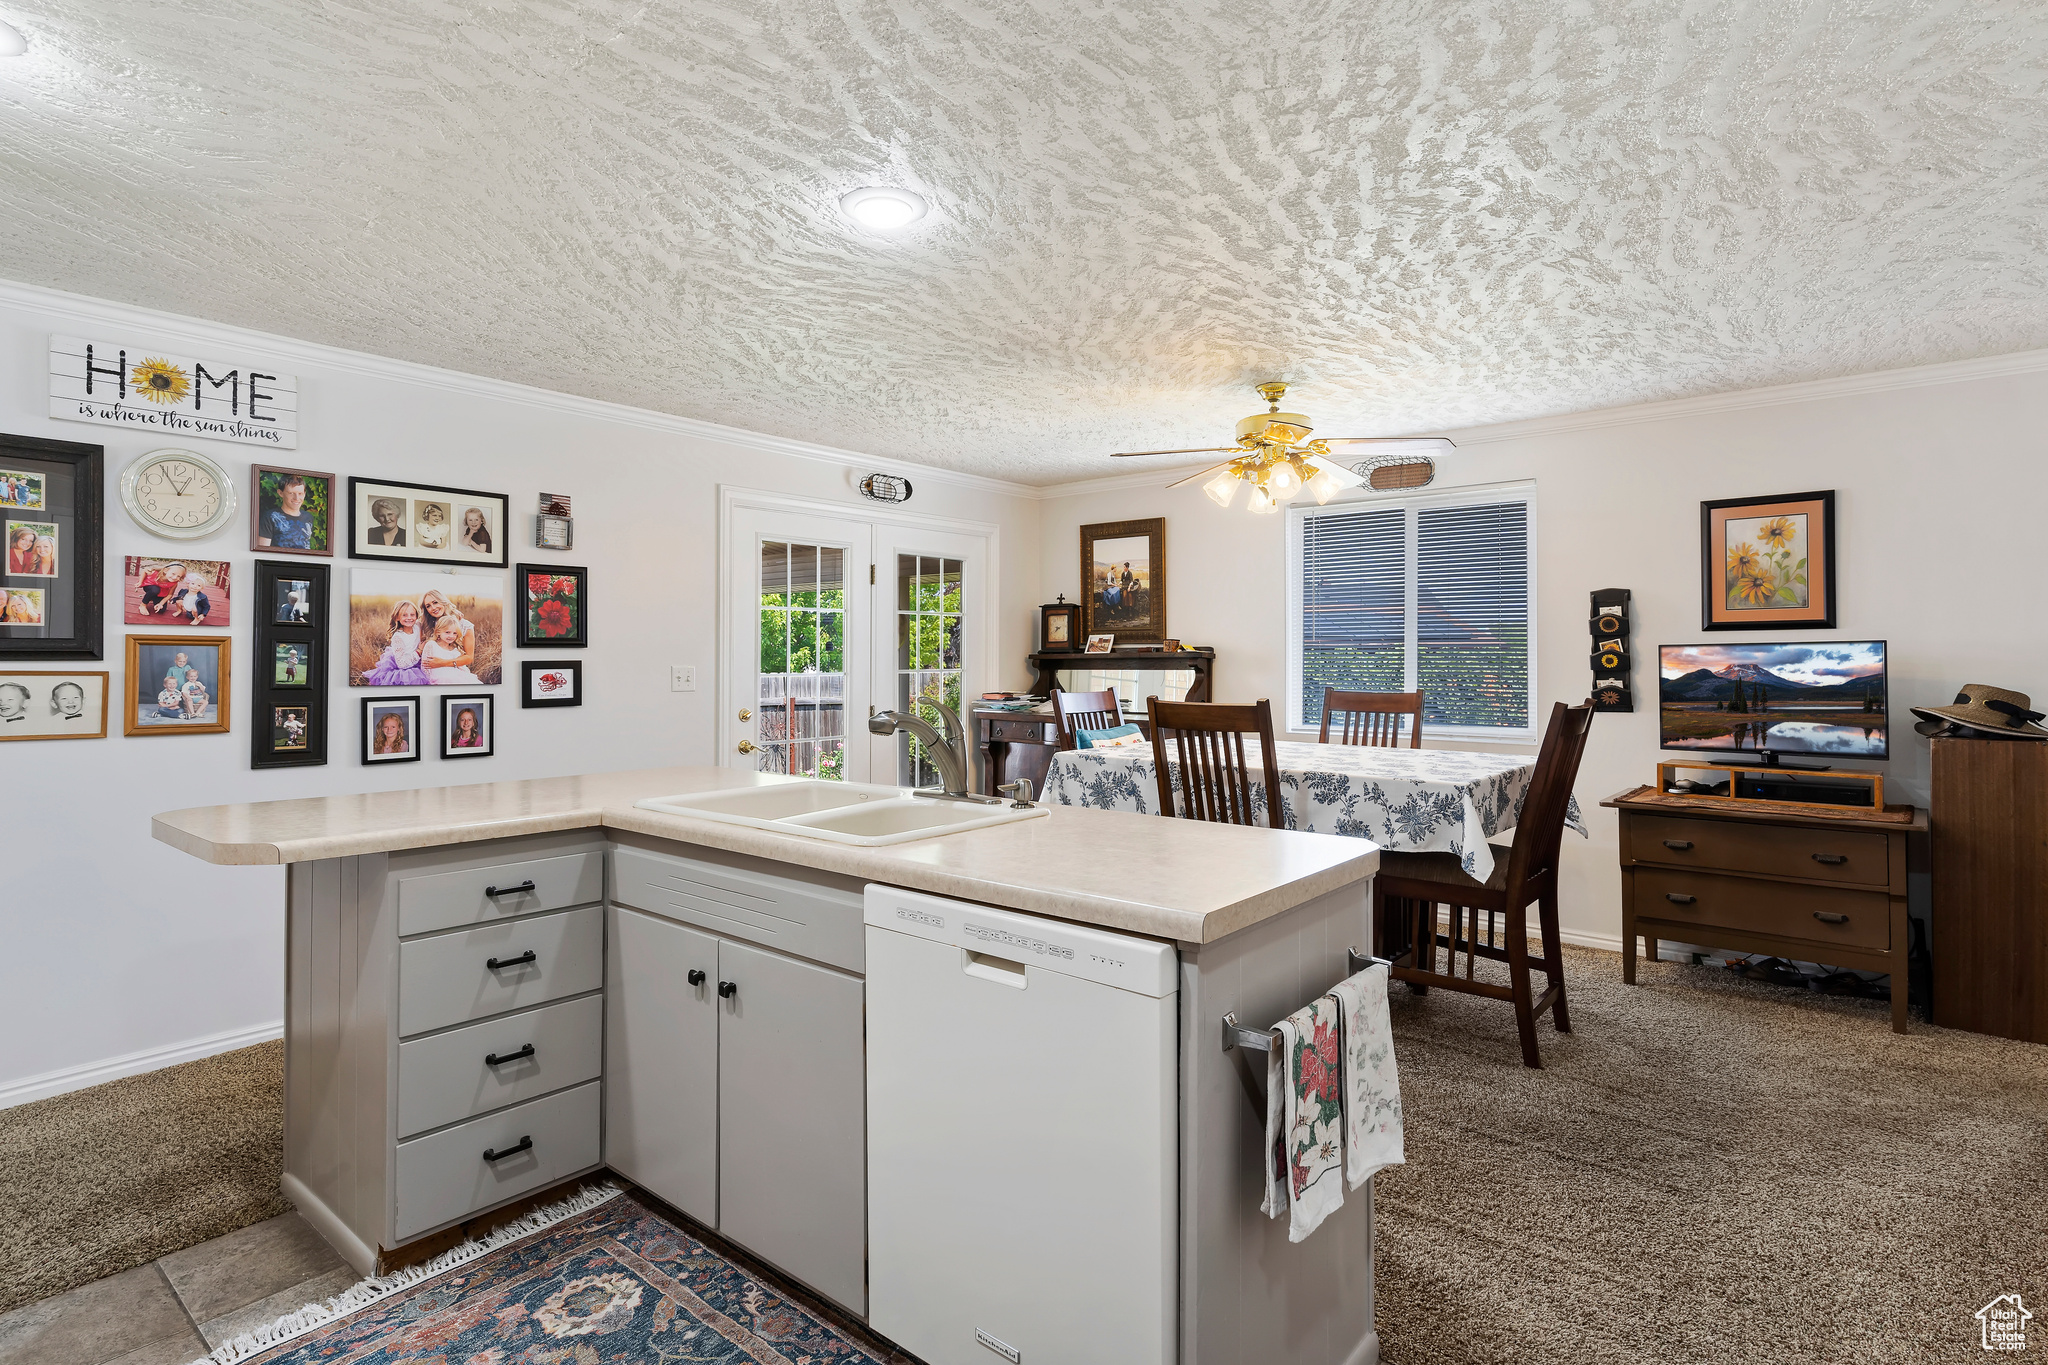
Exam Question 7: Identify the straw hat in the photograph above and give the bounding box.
[1910,684,2048,739]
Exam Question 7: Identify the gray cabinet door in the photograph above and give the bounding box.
[716,939,867,1315]
[605,906,719,1225]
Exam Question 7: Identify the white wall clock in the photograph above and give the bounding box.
[120,448,237,540]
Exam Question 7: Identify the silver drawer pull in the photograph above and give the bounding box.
[1664,892,1696,905]
[1813,911,1849,925]
[483,1135,532,1162]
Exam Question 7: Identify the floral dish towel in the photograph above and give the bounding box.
[1330,963,1406,1189]
[1264,994,1347,1242]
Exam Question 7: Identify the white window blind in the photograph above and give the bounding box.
[1291,489,1533,738]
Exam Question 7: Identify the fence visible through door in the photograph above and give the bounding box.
[755,540,847,779]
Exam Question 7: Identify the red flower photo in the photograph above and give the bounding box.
[517,563,586,647]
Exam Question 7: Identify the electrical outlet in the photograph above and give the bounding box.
[671,665,697,693]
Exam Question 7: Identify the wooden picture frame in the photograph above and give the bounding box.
[1079,517,1165,644]
[250,464,336,557]
[362,695,422,764]
[441,694,495,758]
[348,477,509,568]
[1701,491,1836,631]
[0,432,103,660]
[253,559,329,768]
[124,634,231,736]
[515,563,587,647]
[522,659,582,708]
[0,670,109,740]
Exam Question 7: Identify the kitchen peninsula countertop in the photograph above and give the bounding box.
[153,765,1379,943]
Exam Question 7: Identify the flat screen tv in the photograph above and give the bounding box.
[1658,641,1888,762]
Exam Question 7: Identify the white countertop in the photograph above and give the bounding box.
[152,766,1379,944]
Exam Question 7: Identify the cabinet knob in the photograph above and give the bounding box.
[1811,853,1847,865]
[718,979,738,999]
[1813,911,1849,925]
[687,969,707,987]
[1662,840,1693,851]
[1664,892,1696,905]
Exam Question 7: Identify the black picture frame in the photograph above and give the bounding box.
[348,476,510,568]
[441,693,495,758]
[252,558,329,768]
[361,694,423,764]
[515,563,588,648]
[1,432,104,660]
[1700,490,1837,632]
[522,659,582,708]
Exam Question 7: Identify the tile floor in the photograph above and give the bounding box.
[0,1213,354,1365]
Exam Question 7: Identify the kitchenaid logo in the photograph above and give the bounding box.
[895,908,946,929]
[963,923,1075,960]
[975,1326,1022,1362]
[1978,1294,2032,1352]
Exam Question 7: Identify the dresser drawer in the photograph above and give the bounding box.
[987,718,1055,743]
[398,851,604,937]
[1634,868,1891,951]
[394,1080,601,1242]
[612,846,863,973]
[1627,814,1889,887]
[398,906,604,1037]
[396,995,604,1138]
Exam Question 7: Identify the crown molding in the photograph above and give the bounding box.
[0,277,1037,500]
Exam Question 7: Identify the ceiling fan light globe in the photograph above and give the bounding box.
[1306,468,1343,504]
[1245,484,1278,514]
[1203,470,1242,508]
[1266,460,1302,499]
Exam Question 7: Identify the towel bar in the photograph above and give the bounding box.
[1220,947,1392,1052]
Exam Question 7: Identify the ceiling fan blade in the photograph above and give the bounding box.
[1316,436,1458,454]
[1108,446,1245,459]
[1303,453,1366,487]
[1164,459,1239,490]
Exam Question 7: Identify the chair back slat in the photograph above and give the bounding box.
[1052,687,1123,750]
[1499,699,1597,902]
[1148,697,1286,829]
[1318,688,1424,748]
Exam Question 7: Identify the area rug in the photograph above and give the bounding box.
[0,1040,290,1314]
[204,1185,892,1365]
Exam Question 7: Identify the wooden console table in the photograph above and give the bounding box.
[1603,787,1924,1032]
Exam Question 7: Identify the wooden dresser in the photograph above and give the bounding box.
[1603,788,1924,1032]
[1929,737,2048,1043]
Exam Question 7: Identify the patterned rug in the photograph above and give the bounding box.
[215,1187,891,1365]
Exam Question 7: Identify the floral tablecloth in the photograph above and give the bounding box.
[1043,740,1585,883]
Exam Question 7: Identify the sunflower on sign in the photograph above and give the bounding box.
[131,357,190,405]
[521,565,585,645]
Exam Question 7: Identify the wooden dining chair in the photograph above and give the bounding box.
[1371,699,1596,1068]
[1051,688,1123,750]
[1146,697,1287,829]
[1319,688,1424,748]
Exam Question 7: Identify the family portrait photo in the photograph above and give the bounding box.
[272,705,310,752]
[2,588,42,623]
[124,557,231,626]
[0,671,108,741]
[362,696,421,764]
[349,567,503,687]
[125,636,230,735]
[349,478,508,568]
[274,642,311,687]
[7,520,57,576]
[274,578,313,626]
[1079,518,1166,643]
[0,470,45,511]
[441,694,494,758]
[251,465,334,556]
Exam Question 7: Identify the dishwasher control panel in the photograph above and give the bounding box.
[863,884,1178,998]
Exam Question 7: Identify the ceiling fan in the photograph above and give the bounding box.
[1110,382,1456,513]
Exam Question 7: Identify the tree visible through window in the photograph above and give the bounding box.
[759,541,846,778]
[897,553,963,787]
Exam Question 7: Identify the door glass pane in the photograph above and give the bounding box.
[896,554,964,787]
[759,539,847,779]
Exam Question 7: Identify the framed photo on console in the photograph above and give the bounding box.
[252,559,329,768]
[0,432,103,660]
[348,477,509,568]
[1701,490,1836,631]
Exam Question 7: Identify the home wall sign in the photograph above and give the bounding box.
[49,335,299,450]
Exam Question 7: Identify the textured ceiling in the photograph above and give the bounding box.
[2,1,2046,483]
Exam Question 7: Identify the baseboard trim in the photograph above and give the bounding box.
[282,1172,380,1279]
[0,1020,283,1110]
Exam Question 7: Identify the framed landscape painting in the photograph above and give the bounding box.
[1701,491,1836,631]
[1079,517,1165,644]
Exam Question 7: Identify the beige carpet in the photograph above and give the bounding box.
[0,1041,290,1314]
[1375,944,2048,1365]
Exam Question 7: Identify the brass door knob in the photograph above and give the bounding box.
[738,708,752,721]
[736,739,759,754]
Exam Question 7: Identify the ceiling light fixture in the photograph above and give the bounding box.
[839,186,927,231]
[0,19,27,56]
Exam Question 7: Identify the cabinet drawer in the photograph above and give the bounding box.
[398,851,604,937]
[1627,814,1889,887]
[1634,868,1891,951]
[397,995,603,1138]
[988,719,1055,743]
[394,1080,601,1242]
[612,846,863,973]
[398,906,604,1037]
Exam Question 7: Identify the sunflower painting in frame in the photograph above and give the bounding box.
[1700,490,1836,631]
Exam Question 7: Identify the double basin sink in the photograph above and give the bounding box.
[634,778,1050,847]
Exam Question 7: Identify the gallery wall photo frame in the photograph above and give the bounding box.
[124,634,230,736]
[522,659,581,708]
[251,464,336,557]
[1079,517,1166,644]
[1701,490,1837,631]
[252,558,329,768]
[441,693,495,758]
[516,563,587,647]
[0,431,103,660]
[348,477,509,568]
[0,670,109,740]
[362,694,423,764]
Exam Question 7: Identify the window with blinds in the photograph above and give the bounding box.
[1292,490,1533,737]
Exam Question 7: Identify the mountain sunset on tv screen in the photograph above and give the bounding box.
[1658,642,1887,759]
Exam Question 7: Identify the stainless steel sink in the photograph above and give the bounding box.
[635,779,1049,846]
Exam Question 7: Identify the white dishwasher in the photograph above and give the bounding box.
[864,884,1178,1365]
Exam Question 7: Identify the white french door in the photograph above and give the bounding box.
[723,495,993,788]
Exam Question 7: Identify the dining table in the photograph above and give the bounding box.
[1042,739,1586,883]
